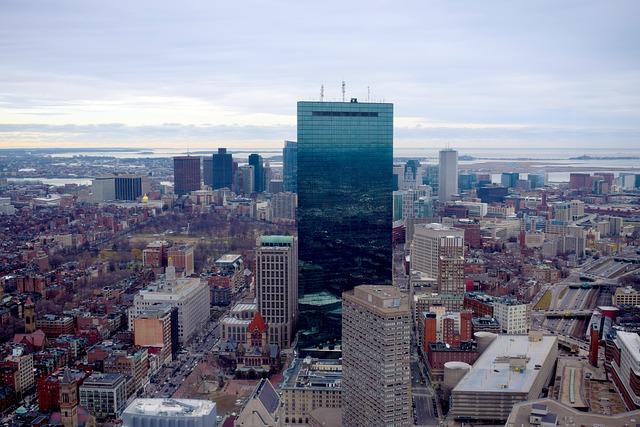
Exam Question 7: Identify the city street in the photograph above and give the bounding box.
[143,314,223,398]
[411,358,439,427]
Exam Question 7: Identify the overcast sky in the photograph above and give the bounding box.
[1,0,639,150]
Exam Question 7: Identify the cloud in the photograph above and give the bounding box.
[0,1,639,149]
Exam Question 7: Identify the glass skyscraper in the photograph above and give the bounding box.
[212,148,233,190]
[297,100,393,349]
[283,140,297,193]
[248,153,264,193]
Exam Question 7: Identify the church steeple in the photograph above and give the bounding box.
[59,369,78,427]
[23,297,35,333]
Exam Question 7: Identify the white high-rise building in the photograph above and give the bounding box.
[493,299,530,334]
[256,235,298,348]
[129,261,210,343]
[438,149,458,202]
[411,223,464,280]
[342,285,411,427]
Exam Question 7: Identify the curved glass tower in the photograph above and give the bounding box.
[297,100,393,349]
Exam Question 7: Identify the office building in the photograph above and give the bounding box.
[1,348,34,395]
[103,348,149,398]
[528,172,546,188]
[477,185,508,203]
[202,157,213,187]
[134,303,178,364]
[235,164,254,194]
[167,245,195,276]
[248,153,265,193]
[493,299,530,334]
[212,148,233,190]
[608,330,640,409]
[297,100,393,347]
[210,254,245,296]
[80,372,127,419]
[281,357,342,426]
[402,186,432,220]
[283,140,298,193]
[342,286,411,427]
[173,156,201,196]
[271,192,297,222]
[256,235,298,348]
[438,149,458,202]
[122,398,217,427]
[612,286,640,306]
[449,333,558,422]
[115,175,149,201]
[142,240,170,269]
[268,179,284,194]
[36,314,74,338]
[424,164,439,193]
[411,223,464,280]
[501,172,520,189]
[92,177,116,202]
[130,261,209,343]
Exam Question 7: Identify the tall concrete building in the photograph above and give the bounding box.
[129,261,209,344]
[173,156,201,196]
[411,223,464,280]
[256,235,298,348]
[92,177,116,202]
[342,285,411,427]
[438,149,458,202]
[297,100,393,347]
[283,140,297,192]
[271,192,297,222]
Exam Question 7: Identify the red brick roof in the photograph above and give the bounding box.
[248,311,267,333]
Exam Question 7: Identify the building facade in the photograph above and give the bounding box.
[256,235,298,349]
[130,263,209,344]
[212,148,233,189]
[283,140,298,193]
[79,373,127,419]
[173,156,201,196]
[438,149,458,202]
[248,153,265,193]
[342,285,411,427]
[297,100,393,347]
[411,223,464,280]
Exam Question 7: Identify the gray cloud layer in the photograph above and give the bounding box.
[1,0,639,148]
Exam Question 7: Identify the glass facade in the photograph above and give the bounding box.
[212,148,233,190]
[115,176,143,201]
[248,153,264,193]
[283,140,297,193]
[297,100,393,348]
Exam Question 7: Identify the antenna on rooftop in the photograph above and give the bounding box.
[320,84,324,102]
[367,86,370,102]
[341,81,346,102]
